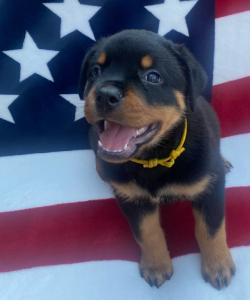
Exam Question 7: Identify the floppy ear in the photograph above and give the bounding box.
[78,45,98,100]
[173,44,207,111]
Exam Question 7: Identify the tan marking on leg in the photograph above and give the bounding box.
[141,55,153,68]
[139,207,173,287]
[222,157,233,174]
[98,52,106,65]
[159,174,216,200]
[174,90,186,110]
[193,210,236,289]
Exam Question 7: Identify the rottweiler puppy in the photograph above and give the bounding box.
[79,29,235,290]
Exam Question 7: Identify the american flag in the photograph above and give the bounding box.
[0,0,250,299]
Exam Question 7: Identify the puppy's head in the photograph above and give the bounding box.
[79,30,207,163]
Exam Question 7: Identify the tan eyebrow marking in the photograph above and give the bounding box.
[141,55,153,68]
[98,53,106,65]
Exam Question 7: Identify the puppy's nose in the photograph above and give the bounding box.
[96,86,123,111]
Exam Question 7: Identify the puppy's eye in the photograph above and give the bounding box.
[144,72,161,84]
[91,67,101,78]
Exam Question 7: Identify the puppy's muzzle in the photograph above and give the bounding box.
[96,86,123,112]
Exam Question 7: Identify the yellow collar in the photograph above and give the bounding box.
[130,118,187,168]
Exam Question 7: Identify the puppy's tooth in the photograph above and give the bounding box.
[124,144,128,150]
[98,141,103,147]
[104,120,107,130]
[137,126,147,136]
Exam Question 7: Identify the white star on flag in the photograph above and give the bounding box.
[0,95,19,123]
[3,32,59,82]
[60,94,85,121]
[145,0,198,37]
[43,0,101,40]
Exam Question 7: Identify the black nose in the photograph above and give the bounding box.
[96,86,123,111]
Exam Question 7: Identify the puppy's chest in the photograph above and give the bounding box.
[110,174,213,204]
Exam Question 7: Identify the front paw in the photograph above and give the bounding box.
[201,250,236,290]
[139,255,173,288]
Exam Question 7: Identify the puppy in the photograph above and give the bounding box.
[79,29,235,290]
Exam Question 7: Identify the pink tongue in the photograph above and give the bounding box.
[100,120,137,151]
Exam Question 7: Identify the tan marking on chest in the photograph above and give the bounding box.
[111,174,216,203]
[158,174,216,201]
[111,180,153,201]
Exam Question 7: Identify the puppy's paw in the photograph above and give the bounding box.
[201,250,236,290]
[139,255,173,288]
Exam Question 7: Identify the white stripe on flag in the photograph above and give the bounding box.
[213,10,250,85]
[0,246,249,300]
[0,133,249,212]
[0,150,112,213]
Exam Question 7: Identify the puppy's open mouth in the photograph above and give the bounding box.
[96,120,160,160]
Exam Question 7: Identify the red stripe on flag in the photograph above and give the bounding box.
[215,0,250,19]
[212,76,250,138]
[0,187,249,273]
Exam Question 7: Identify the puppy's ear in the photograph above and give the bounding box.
[173,44,207,111]
[78,45,98,100]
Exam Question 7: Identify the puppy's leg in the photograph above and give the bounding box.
[117,198,173,287]
[192,174,236,290]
